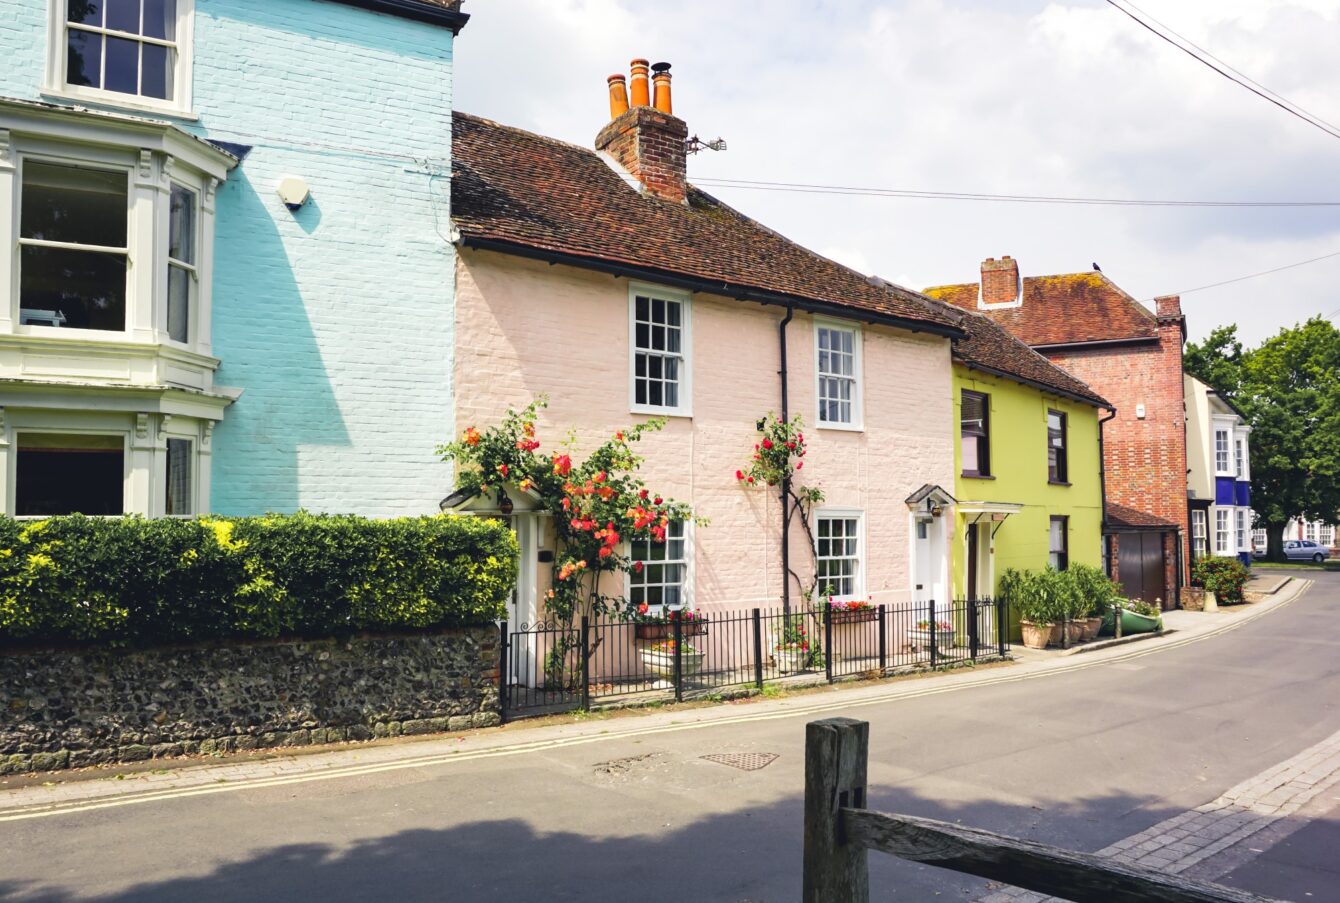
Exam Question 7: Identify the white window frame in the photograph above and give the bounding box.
[1252,527,1267,550]
[165,180,198,346]
[163,434,195,517]
[1235,509,1246,553]
[1192,509,1208,558]
[815,508,865,601]
[4,131,220,353]
[15,151,133,339]
[44,0,197,118]
[1214,429,1231,474]
[624,520,693,614]
[628,283,691,418]
[1215,508,1231,554]
[1234,436,1246,479]
[814,319,863,431]
[1321,524,1335,547]
[1305,521,1318,542]
[10,427,130,518]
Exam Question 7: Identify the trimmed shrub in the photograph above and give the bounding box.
[1010,567,1077,624]
[1068,563,1122,617]
[0,513,516,648]
[1191,556,1250,604]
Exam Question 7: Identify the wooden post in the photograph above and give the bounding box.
[803,718,870,903]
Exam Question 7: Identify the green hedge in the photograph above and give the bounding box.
[1191,556,1250,604]
[0,513,517,648]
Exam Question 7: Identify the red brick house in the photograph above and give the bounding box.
[925,257,1189,608]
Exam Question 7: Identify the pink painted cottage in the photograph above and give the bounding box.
[447,62,966,635]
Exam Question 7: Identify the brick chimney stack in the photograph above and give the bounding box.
[1155,294,1186,341]
[596,59,688,204]
[980,256,1021,306]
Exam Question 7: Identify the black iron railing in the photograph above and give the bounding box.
[500,598,1008,720]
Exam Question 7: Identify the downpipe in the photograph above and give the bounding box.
[780,304,794,616]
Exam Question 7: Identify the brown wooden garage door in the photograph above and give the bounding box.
[1118,532,1168,607]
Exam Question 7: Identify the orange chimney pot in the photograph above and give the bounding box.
[607,74,629,118]
[629,59,651,107]
[651,62,673,114]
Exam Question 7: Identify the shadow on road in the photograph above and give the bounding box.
[0,785,1225,903]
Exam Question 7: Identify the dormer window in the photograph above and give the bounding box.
[47,1,195,116]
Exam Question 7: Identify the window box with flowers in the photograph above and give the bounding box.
[827,599,877,625]
[630,605,708,639]
[906,619,956,651]
[639,639,704,679]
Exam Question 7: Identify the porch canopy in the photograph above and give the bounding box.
[439,483,545,516]
[956,501,1024,527]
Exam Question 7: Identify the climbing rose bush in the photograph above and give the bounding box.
[440,399,698,625]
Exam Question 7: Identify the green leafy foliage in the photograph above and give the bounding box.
[1005,565,1113,623]
[1192,556,1250,604]
[1186,318,1340,559]
[0,513,516,648]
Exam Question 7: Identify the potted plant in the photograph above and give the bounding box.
[828,598,877,624]
[639,639,705,678]
[906,618,956,650]
[1068,564,1118,641]
[773,615,816,673]
[630,605,708,639]
[1011,568,1065,649]
[1103,598,1164,635]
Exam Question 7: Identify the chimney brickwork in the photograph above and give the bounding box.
[596,61,688,204]
[980,256,1020,306]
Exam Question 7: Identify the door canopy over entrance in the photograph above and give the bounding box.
[905,483,957,517]
[439,483,545,516]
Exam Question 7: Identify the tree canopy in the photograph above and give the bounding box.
[1185,317,1340,554]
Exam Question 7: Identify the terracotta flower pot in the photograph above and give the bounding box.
[1020,620,1053,649]
[1083,616,1103,641]
[1065,620,1085,644]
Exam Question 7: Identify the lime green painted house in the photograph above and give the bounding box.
[945,311,1111,603]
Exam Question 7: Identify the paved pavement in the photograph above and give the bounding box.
[0,571,1334,902]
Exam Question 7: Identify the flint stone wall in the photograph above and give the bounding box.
[0,626,499,774]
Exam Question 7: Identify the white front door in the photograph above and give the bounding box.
[505,514,540,687]
[912,515,948,615]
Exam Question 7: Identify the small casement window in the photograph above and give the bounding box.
[165,437,193,516]
[1047,409,1068,483]
[628,520,688,611]
[1215,430,1230,473]
[816,324,859,428]
[1048,516,1068,570]
[1252,528,1267,550]
[631,291,688,413]
[63,0,183,103]
[167,183,197,343]
[1234,438,1245,479]
[1305,521,1318,542]
[15,432,124,516]
[1235,510,1246,552]
[19,160,129,332]
[1215,509,1231,553]
[1192,509,1208,557]
[1321,524,1335,547]
[816,513,861,599]
[960,390,990,477]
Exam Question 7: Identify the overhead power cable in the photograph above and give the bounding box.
[691,176,1340,208]
[1104,0,1340,143]
[1156,249,1340,299]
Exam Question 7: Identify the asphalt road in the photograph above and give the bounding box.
[2,571,1337,903]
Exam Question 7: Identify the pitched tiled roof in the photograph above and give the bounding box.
[451,112,963,334]
[1105,501,1179,531]
[326,0,467,29]
[951,307,1109,408]
[924,273,1159,347]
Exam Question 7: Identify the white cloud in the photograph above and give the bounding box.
[454,0,1340,343]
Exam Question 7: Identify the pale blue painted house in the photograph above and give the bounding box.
[0,0,466,518]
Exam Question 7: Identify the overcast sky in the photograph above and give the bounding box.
[452,0,1340,345]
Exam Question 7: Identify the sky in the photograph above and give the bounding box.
[452,0,1340,345]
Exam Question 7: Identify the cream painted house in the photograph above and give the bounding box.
[447,66,966,627]
[1185,373,1253,566]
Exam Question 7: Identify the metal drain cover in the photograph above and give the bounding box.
[701,752,778,771]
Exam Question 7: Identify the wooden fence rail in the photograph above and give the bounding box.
[803,718,1280,903]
